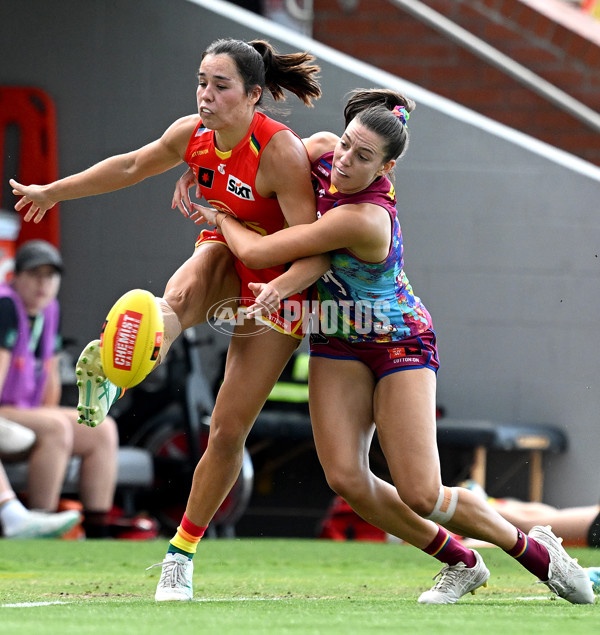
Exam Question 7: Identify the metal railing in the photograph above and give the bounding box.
[284,0,600,133]
[389,0,600,134]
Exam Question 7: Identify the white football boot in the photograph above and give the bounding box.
[75,340,122,427]
[529,525,595,604]
[418,550,490,604]
[148,553,194,602]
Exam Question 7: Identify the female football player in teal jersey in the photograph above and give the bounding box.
[186,88,595,605]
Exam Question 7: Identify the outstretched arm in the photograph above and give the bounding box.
[246,254,331,317]
[188,129,387,267]
[10,115,198,223]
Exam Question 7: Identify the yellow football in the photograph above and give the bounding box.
[100,289,164,389]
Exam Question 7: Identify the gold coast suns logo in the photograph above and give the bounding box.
[226,174,255,201]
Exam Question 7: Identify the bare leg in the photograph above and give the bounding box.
[374,370,520,550]
[0,460,15,502]
[163,242,240,332]
[493,500,600,543]
[184,323,300,526]
[309,357,438,548]
[76,243,241,427]
[0,406,73,510]
[0,406,118,512]
[65,407,119,511]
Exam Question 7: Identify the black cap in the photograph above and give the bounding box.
[15,240,63,274]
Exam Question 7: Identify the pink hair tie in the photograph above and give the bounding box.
[392,105,409,126]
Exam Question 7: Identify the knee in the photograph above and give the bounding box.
[323,465,368,502]
[207,414,250,457]
[401,485,443,518]
[36,414,74,454]
[162,248,235,327]
[405,484,459,523]
[161,288,188,324]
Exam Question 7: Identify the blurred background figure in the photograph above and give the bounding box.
[0,416,80,538]
[0,240,119,537]
[460,479,600,549]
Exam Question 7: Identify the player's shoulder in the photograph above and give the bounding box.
[303,131,338,162]
[262,127,310,168]
[163,114,201,141]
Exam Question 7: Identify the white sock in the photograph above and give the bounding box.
[0,497,30,533]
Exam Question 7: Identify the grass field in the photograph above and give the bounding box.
[0,538,597,634]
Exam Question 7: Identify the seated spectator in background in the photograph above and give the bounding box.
[0,416,80,538]
[0,240,119,537]
[462,479,600,548]
[462,479,600,592]
[0,413,35,455]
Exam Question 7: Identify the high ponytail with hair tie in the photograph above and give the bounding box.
[392,105,410,127]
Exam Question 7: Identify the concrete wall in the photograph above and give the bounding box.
[2,0,600,508]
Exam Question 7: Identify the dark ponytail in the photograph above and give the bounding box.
[202,38,321,107]
[250,40,321,106]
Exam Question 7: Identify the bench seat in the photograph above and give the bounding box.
[436,418,568,501]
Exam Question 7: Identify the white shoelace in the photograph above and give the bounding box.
[147,559,188,588]
[430,562,467,592]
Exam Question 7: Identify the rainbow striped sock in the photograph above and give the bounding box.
[423,526,476,567]
[167,513,207,559]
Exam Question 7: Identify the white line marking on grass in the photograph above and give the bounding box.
[2,601,73,608]
[193,597,324,603]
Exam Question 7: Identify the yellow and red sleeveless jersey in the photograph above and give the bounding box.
[184,111,295,236]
